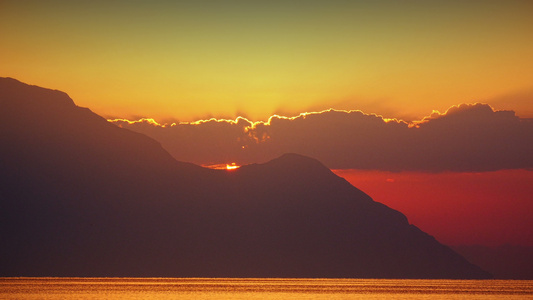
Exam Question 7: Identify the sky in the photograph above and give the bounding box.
[334,169,533,247]
[2,1,532,247]
[1,0,533,122]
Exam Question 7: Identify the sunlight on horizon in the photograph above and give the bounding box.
[226,163,240,170]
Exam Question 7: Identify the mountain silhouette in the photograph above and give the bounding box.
[452,245,533,279]
[0,77,490,278]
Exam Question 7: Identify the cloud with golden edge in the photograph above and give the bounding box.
[109,104,533,172]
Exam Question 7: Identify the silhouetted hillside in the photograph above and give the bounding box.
[452,245,533,279]
[0,77,490,278]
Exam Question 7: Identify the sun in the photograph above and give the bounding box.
[226,163,240,170]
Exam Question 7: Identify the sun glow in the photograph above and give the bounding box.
[226,163,240,170]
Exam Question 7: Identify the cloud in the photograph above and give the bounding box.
[485,87,533,119]
[110,116,256,165]
[109,104,533,172]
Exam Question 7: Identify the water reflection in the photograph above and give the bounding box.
[1,278,532,299]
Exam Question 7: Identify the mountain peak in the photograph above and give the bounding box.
[0,77,75,110]
[273,152,325,165]
[244,153,332,175]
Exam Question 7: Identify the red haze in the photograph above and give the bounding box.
[333,169,533,247]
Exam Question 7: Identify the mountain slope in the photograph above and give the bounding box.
[452,245,533,279]
[0,78,490,278]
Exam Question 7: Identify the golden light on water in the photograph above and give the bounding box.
[1,278,532,300]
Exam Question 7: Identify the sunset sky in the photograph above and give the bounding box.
[2,0,533,121]
[1,1,532,247]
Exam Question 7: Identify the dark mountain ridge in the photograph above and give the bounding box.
[0,77,490,278]
[452,244,533,279]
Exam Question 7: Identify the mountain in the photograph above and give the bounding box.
[452,245,533,279]
[0,77,490,278]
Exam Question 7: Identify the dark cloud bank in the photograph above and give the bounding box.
[111,104,533,172]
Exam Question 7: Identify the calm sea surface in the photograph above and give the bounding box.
[1,278,532,299]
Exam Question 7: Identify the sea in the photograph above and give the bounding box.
[1,278,532,299]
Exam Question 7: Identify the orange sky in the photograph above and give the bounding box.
[1,1,533,122]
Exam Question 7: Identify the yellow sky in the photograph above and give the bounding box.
[1,1,532,121]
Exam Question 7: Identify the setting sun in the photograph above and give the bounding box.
[226,163,240,170]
